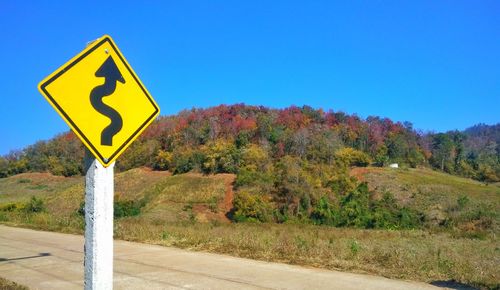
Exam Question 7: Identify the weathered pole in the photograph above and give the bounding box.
[84,149,114,290]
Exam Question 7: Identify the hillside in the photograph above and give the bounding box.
[1,104,499,183]
[0,104,497,229]
[1,168,499,288]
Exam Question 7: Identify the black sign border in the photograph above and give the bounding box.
[39,37,160,166]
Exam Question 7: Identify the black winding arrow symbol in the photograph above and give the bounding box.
[90,56,125,146]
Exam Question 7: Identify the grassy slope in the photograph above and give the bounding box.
[352,167,500,234]
[0,173,80,204]
[0,168,499,289]
[0,168,232,232]
[352,167,499,207]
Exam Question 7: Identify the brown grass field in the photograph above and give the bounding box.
[0,167,499,289]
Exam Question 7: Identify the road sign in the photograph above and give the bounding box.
[38,35,160,167]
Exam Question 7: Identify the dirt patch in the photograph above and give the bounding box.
[220,174,235,213]
[191,173,236,224]
[350,167,369,182]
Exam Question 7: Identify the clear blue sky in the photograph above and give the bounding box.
[0,1,499,155]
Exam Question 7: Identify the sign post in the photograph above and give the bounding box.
[38,35,160,289]
[84,149,114,290]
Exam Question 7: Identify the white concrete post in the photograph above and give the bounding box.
[84,149,114,290]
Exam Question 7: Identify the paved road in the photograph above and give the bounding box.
[0,225,441,290]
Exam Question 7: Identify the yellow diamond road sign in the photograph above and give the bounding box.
[38,35,160,167]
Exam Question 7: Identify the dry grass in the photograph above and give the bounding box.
[0,277,29,290]
[114,220,499,289]
[1,168,499,289]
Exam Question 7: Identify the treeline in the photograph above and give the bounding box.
[1,104,498,181]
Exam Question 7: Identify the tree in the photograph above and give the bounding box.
[274,156,320,218]
[449,131,466,171]
[431,133,455,172]
[386,133,409,163]
[117,139,159,171]
[374,144,389,167]
[334,147,371,167]
[202,140,241,174]
[290,128,310,158]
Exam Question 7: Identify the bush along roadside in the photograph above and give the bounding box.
[77,199,146,219]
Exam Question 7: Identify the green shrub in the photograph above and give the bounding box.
[235,168,274,189]
[371,192,422,229]
[24,196,46,213]
[231,191,274,222]
[273,209,289,223]
[78,200,145,218]
[329,174,358,196]
[457,195,469,210]
[114,200,144,218]
[0,202,22,212]
[311,186,424,229]
[173,153,194,174]
[349,239,360,255]
[371,207,397,229]
[77,201,85,216]
[338,183,372,227]
[172,149,205,174]
[234,168,258,187]
[397,207,423,229]
[311,196,339,225]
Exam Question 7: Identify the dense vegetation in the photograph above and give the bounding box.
[1,104,499,226]
[0,169,498,288]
